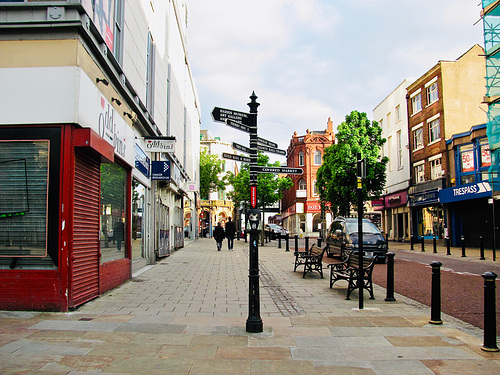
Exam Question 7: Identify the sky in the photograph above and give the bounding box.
[187,0,485,164]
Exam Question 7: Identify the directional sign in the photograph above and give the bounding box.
[257,137,278,149]
[232,142,252,154]
[225,119,254,134]
[257,144,286,156]
[211,107,253,126]
[222,152,252,163]
[252,166,303,175]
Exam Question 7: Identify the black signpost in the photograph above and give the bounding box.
[213,93,303,333]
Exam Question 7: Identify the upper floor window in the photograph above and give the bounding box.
[429,155,442,180]
[397,130,403,169]
[411,92,422,115]
[113,0,125,64]
[413,124,424,150]
[414,162,425,183]
[298,179,307,191]
[146,31,155,116]
[314,150,322,165]
[428,117,441,143]
[313,180,319,196]
[426,81,439,105]
[395,105,401,122]
[298,151,304,166]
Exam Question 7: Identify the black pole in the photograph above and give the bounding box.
[429,261,443,325]
[481,271,499,352]
[357,153,364,310]
[278,235,281,249]
[421,235,425,252]
[433,235,437,253]
[461,235,466,257]
[492,198,496,261]
[305,236,309,252]
[446,236,451,256]
[385,252,396,302]
[246,92,262,333]
[285,233,290,252]
[410,234,414,251]
[317,237,322,247]
[480,235,485,260]
[294,234,299,255]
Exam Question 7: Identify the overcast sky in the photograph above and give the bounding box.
[187,0,484,164]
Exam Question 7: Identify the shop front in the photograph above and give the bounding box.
[383,191,410,242]
[408,187,444,242]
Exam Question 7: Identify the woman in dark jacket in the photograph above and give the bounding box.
[213,222,225,251]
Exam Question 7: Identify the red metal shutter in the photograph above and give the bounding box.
[70,150,100,307]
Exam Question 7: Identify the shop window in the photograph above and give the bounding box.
[132,180,145,261]
[100,163,127,263]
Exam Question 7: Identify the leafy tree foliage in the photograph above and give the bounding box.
[316,110,388,217]
[199,149,225,199]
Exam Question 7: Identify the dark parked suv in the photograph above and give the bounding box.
[326,217,387,263]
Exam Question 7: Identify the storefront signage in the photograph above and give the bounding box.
[408,190,439,207]
[461,150,475,172]
[144,137,175,153]
[439,181,492,204]
[135,144,150,178]
[306,202,321,212]
[482,144,491,167]
[151,161,171,180]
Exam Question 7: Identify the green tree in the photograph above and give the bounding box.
[226,152,293,243]
[316,110,388,217]
[199,149,225,200]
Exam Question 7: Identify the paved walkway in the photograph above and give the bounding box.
[0,238,499,374]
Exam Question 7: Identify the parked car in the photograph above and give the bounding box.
[264,224,288,240]
[325,217,387,263]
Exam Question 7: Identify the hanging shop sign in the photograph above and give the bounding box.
[144,137,175,153]
[151,161,171,180]
[135,144,150,179]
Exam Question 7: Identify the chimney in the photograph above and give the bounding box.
[327,117,333,133]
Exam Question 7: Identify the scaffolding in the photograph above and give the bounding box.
[482,0,500,191]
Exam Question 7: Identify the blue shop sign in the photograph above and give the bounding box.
[135,144,150,178]
[439,181,492,204]
[151,161,171,180]
[408,189,440,207]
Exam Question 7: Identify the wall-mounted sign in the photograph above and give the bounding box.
[461,150,475,172]
[439,181,492,204]
[144,137,175,153]
[151,161,171,180]
[135,144,150,178]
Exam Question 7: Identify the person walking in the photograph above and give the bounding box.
[213,222,225,251]
[225,217,236,250]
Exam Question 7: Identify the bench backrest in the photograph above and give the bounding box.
[346,252,375,270]
[308,245,326,260]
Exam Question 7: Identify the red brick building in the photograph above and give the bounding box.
[281,118,335,236]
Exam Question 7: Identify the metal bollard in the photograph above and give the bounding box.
[446,236,451,255]
[480,236,485,260]
[433,235,437,253]
[429,261,443,325]
[481,272,499,352]
[421,236,425,252]
[317,237,322,247]
[294,234,299,255]
[461,235,466,257]
[278,235,281,249]
[285,234,290,252]
[410,235,414,251]
[245,230,247,243]
[305,236,309,251]
[385,252,396,302]
[386,233,389,250]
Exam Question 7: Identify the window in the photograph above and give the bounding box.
[414,163,425,183]
[480,138,491,168]
[430,157,442,180]
[428,118,440,143]
[113,0,125,64]
[397,130,403,169]
[146,31,155,116]
[395,105,401,122]
[298,151,304,166]
[387,112,391,127]
[313,180,318,196]
[387,136,392,172]
[413,126,423,150]
[411,93,422,114]
[314,150,322,165]
[298,179,307,190]
[427,81,439,104]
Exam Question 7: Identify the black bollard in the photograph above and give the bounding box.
[385,252,396,302]
[244,230,247,243]
[294,234,299,255]
[480,236,485,260]
[305,236,309,251]
[433,235,437,253]
[429,261,443,325]
[410,235,414,251]
[386,233,389,250]
[278,235,281,249]
[446,236,451,256]
[481,272,499,352]
[317,237,322,247]
[421,236,425,252]
[461,235,466,257]
[285,233,290,252]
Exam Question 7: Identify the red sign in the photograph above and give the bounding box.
[461,151,475,172]
[305,202,321,212]
[250,186,257,208]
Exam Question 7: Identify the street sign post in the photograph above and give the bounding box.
[222,152,251,163]
[232,142,252,154]
[252,166,303,175]
[225,119,254,134]
[211,107,253,126]
[257,137,278,149]
[256,144,286,156]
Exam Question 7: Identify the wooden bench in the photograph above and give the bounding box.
[294,245,326,278]
[327,252,375,300]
